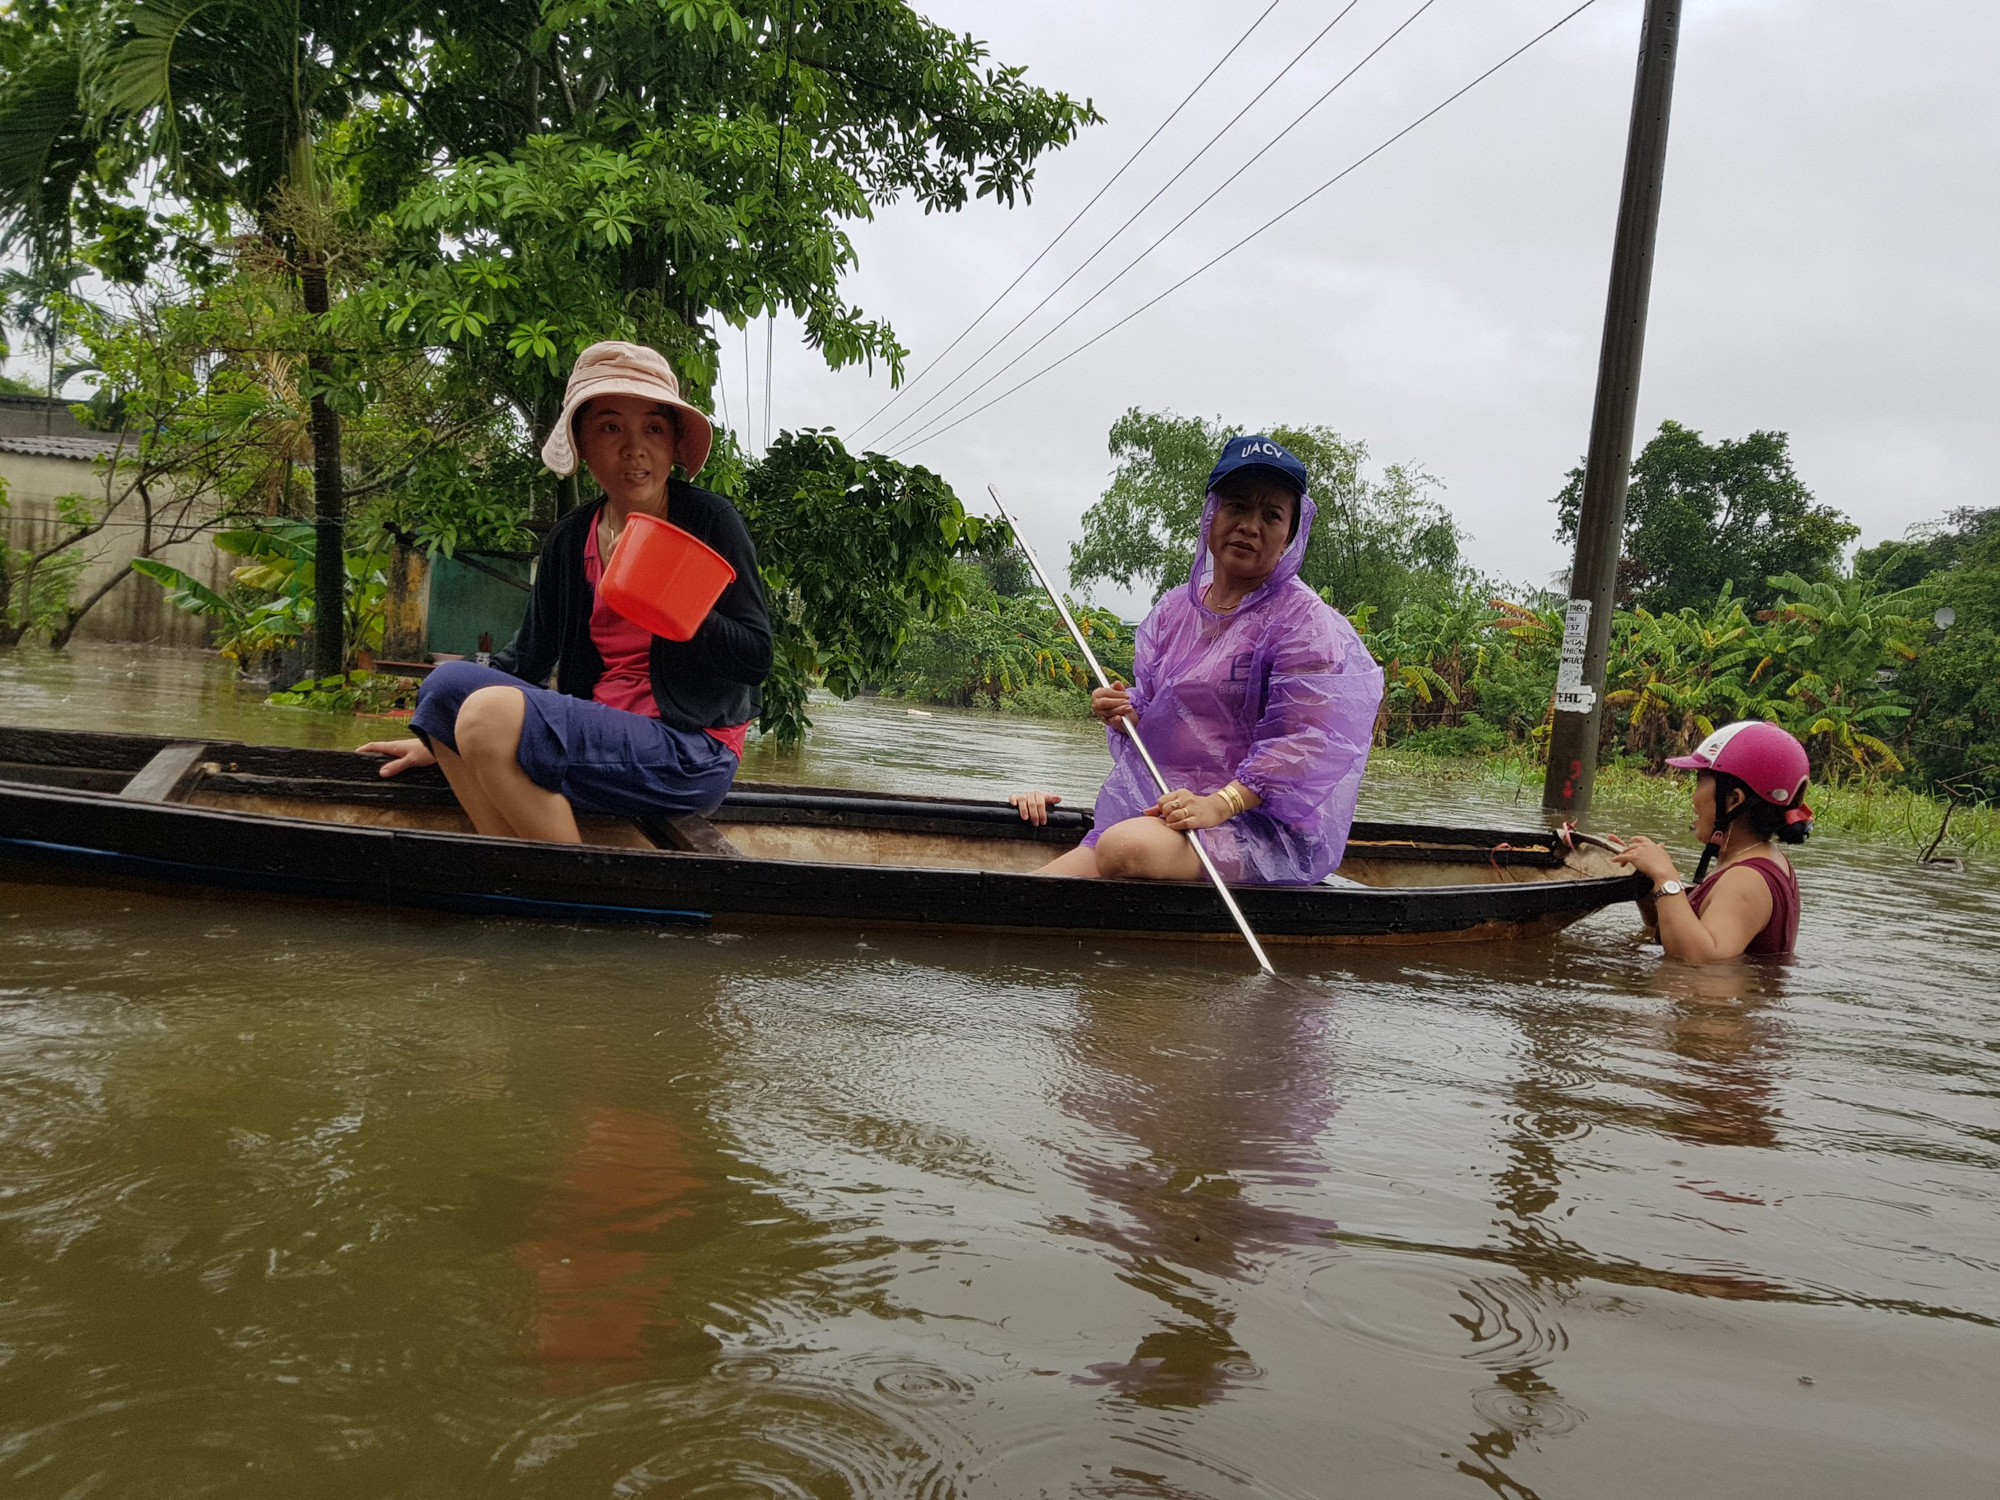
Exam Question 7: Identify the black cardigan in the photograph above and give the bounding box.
[491,481,773,732]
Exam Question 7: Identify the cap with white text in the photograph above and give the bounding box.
[1206,433,1309,497]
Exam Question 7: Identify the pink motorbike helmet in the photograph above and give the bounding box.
[1666,720,1812,823]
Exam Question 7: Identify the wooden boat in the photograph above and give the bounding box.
[0,725,1645,945]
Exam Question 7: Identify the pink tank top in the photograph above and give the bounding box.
[583,520,750,757]
[1689,855,1799,957]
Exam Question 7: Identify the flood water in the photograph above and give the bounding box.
[2,645,1996,1498]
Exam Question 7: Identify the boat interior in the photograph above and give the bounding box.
[0,728,1625,889]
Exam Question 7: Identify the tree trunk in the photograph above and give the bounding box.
[48,563,133,650]
[2,552,41,648]
[301,257,346,678]
[0,563,21,648]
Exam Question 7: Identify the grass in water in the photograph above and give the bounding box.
[891,704,1994,859]
[1369,747,1999,857]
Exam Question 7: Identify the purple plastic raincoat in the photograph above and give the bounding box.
[1081,491,1383,884]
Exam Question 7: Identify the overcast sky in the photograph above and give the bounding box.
[748,0,1998,610]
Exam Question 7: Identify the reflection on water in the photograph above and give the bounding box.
[1054,973,1341,1414]
[523,1107,709,1367]
[1,645,1998,1497]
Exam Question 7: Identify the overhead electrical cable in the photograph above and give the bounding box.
[886,0,1442,453]
[712,315,734,437]
[847,0,1287,446]
[865,0,1367,450]
[892,0,1604,457]
[763,315,775,453]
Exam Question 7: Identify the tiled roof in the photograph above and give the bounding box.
[0,433,121,461]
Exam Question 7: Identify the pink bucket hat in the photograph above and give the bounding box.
[540,340,714,479]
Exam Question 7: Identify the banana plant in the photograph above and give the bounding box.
[1758,573,1939,778]
[130,522,388,667]
[1603,592,1759,762]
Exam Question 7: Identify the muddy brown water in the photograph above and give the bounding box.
[1,645,1995,1498]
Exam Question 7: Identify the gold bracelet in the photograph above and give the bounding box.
[1218,783,1245,817]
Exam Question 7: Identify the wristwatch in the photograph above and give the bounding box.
[1655,879,1686,898]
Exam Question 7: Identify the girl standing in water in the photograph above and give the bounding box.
[1613,721,1813,960]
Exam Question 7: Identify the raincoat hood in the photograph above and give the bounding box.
[1185,489,1319,616]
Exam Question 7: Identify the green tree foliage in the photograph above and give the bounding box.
[1362,571,1939,785]
[1759,571,1937,776]
[1854,506,2000,592]
[734,430,1000,746]
[1856,507,2000,797]
[1069,408,1464,619]
[891,554,1130,714]
[1555,420,1857,612]
[349,0,1095,501]
[0,6,96,268]
[0,260,85,395]
[51,265,502,647]
[1364,587,1511,752]
[0,477,86,642]
[76,0,436,674]
[2,0,1094,656]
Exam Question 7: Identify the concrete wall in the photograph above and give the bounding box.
[0,393,93,439]
[1,448,231,648]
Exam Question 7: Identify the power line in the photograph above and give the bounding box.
[847,0,1288,447]
[741,321,754,455]
[865,0,1368,451]
[765,0,798,457]
[712,316,734,438]
[893,0,1605,458]
[888,0,1442,453]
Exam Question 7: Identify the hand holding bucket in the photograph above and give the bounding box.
[599,512,736,642]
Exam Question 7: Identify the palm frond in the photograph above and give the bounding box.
[0,40,90,266]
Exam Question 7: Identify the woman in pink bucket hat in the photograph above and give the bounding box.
[359,341,772,841]
[1610,720,1814,960]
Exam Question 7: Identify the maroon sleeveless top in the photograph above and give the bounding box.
[1689,855,1799,957]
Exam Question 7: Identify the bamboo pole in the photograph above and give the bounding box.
[986,486,1277,976]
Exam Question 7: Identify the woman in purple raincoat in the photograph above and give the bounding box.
[1011,434,1383,885]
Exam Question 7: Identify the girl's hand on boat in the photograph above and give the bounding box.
[1091,682,1135,726]
[1009,790,1062,826]
[1611,835,1679,885]
[1147,788,1228,832]
[358,737,436,776]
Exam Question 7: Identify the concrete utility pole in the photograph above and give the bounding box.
[1543,0,1683,820]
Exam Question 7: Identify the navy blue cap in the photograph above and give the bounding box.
[1206,433,1308,497]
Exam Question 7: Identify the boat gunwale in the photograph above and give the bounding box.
[0,724,1581,868]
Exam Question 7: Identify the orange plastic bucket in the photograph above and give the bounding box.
[598,512,737,642]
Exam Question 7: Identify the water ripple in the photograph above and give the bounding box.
[491,1353,977,1498]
